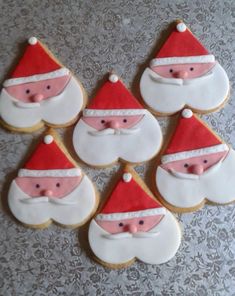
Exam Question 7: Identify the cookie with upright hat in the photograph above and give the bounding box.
[140,21,229,115]
[0,37,86,132]
[155,109,235,212]
[73,73,162,167]
[8,129,98,228]
[89,166,181,268]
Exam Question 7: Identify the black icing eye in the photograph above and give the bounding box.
[169,69,173,73]
[101,120,106,124]
[203,160,208,163]
[35,184,40,188]
[26,89,30,94]
[123,119,127,123]
[56,183,60,187]
[184,163,189,168]
[119,222,124,227]
[46,85,51,89]
[190,67,194,71]
[139,220,144,225]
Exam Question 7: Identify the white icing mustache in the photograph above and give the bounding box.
[149,71,213,86]
[13,94,62,109]
[169,169,199,180]
[88,127,140,136]
[103,231,160,240]
[20,196,78,205]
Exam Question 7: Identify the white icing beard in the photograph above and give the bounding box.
[88,210,181,265]
[73,111,162,166]
[8,175,97,226]
[156,149,235,208]
[140,63,229,114]
[0,76,84,129]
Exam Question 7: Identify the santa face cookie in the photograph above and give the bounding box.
[140,22,229,115]
[89,168,181,268]
[73,74,162,166]
[0,37,85,132]
[156,109,235,212]
[8,131,98,228]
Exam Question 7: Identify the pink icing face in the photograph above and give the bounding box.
[96,215,164,234]
[6,75,71,103]
[162,151,228,175]
[82,115,144,130]
[151,62,215,79]
[15,176,82,198]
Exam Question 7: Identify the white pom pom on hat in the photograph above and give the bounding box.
[181,109,193,118]
[122,172,132,183]
[28,37,38,45]
[176,22,187,32]
[44,134,54,144]
[109,73,119,83]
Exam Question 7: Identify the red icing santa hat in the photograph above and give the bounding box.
[83,73,146,117]
[18,134,81,177]
[3,37,69,87]
[96,171,166,221]
[150,22,215,68]
[161,109,228,164]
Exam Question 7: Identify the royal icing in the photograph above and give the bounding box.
[88,170,181,266]
[73,74,162,166]
[155,109,235,209]
[140,22,229,114]
[0,37,85,130]
[8,132,97,227]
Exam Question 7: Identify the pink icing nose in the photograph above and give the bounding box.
[190,164,204,175]
[32,94,44,102]
[128,224,137,234]
[108,120,120,129]
[42,190,53,197]
[175,70,188,79]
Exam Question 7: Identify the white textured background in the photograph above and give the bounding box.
[0,1,234,295]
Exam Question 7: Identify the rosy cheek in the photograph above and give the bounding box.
[117,116,144,128]
[15,178,43,197]
[96,220,125,234]
[162,162,189,173]
[151,66,175,78]
[51,177,82,198]
[82,117,107,130]
[6,86,33,103]
[136,216,163,231]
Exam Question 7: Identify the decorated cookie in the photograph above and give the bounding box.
[8,130,98,228]
[140,21,229,115]
[0,37,86,132]
[88,167,181,268]
[73,73,162,167]
[156,109,235,212]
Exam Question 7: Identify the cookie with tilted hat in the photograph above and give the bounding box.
[73,73,162,167]
[8,129,98,228]
[155,109,235,212]
[88,166,181,268]
[140,21,229,115]
[0,37,86,132]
